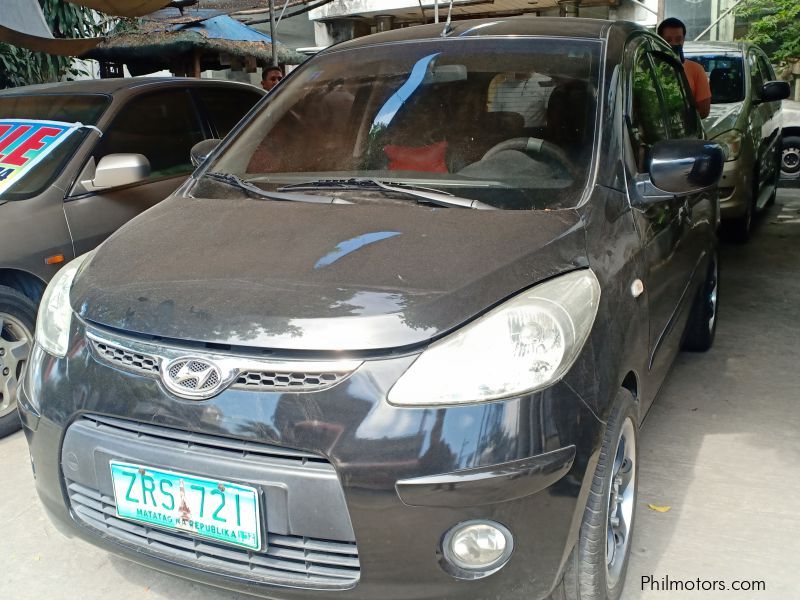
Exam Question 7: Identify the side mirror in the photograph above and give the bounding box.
[756,81,791,104]
[635,140,724,200]
[191,139,221,168]
[92,153,150,190]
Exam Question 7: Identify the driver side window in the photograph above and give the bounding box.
[628,47,667,172]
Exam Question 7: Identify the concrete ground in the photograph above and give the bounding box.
[1,188,799,600]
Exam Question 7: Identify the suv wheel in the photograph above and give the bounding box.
[682,252,719,352]
[0,286,35,438]
[557,389,638,600]
[782,135,800,178]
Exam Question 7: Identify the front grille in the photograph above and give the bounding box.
[66,479,360,589]
[89,336,357,394]
[233,370,349,391]
[91,340,159,375]
[81,414,331,467]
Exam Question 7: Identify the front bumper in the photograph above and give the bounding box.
[716,157,751,220]
[19,322,603,600]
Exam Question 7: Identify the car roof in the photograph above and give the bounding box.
[684,41,747,54]
[324,17,644,54]
[0,77,260,97]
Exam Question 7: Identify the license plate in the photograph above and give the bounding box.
[109,461,262,551]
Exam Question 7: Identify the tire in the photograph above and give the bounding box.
[781,135,800,178]
[682,252,719,352]
[0,285,36,438]
[558,389,638,600]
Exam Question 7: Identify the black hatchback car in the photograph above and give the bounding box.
[19,18,723,600]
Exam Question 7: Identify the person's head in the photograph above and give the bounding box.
[657,17,686,46]
[657,18,687,62]
[261,66,283,91]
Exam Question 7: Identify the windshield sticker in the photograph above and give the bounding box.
[0,119,85,197]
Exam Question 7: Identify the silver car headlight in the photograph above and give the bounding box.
[388,269,600,406]
[35,253,93,358]
[713,130,742,161]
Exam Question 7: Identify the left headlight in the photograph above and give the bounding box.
[713,129,743,162]
[388,269,600,406]
[35,252,93,358]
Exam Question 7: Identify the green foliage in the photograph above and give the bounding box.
[0,0,106,89]
[736,0,800,64]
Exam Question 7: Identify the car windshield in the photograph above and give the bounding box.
[0,95,109,201]
[198,38,601,210]
[686,53,745,104]
[0,93,110,124]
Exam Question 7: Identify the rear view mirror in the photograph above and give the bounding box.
[756,81,791,104]
[92,153,150,190]
[634,140,724,202]
[191,139,221,168]
[423,64,467,84]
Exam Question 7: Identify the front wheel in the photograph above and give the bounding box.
[0,286,36,438]
[558,389,638,600]
[682,253,719,352]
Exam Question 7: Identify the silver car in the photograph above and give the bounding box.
[0,77,264,437]
[685,42,790,241]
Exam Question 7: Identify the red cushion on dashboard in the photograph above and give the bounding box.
[384,141,448,173]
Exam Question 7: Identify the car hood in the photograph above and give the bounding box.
[72,195,587,351]
[703,101,743,138]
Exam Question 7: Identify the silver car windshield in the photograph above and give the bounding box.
[685,53,745,104]
[199,38,601,210]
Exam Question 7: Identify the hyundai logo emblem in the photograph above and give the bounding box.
[162,357,226,399]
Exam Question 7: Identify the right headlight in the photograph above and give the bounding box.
[35,252,93,358]
[712,129,743,161]
[388,269,600,406]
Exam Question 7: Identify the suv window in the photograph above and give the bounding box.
[629,47,667,171]
[93,90,203,180]
[756,53,775,83]
[195,87,262,138]
[747,51,764,94]
[650,52,697,139]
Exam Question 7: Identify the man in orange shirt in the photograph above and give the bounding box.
[658,18,712,118]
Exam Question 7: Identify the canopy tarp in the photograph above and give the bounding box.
[83,15,306,74]
[0,0,102,56]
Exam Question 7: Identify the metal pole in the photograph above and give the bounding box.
[628,0,658,17]
[435,0,439,23]
[269,0,278,67]
[693,0,746,41]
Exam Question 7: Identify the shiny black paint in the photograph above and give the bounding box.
[20,18,719,600]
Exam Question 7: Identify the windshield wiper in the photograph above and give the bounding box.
[202,172,352,204]
[277,178,495,210]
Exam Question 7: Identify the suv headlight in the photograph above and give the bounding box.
[388,269,600,406]
[35,253,93,358]
[713,130,742,161]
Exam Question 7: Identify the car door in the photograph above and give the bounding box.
[624,38,705,377]
[192,86,264,140]
[746,49,772,205]
[64,88,205,256]
[754,50,782,200]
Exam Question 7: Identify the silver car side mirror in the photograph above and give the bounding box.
[190,139,221,168]
[91,154,151,190]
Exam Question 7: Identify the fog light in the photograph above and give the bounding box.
[442,520,513,576]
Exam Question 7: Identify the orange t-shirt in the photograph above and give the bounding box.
[683,59,712,103]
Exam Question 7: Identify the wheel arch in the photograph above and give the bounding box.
[0,269,47,304]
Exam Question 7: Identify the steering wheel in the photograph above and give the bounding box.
[480,137,578,179]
